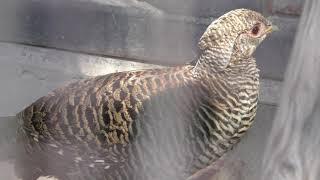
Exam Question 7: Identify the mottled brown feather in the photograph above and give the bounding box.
[14,8,275,180]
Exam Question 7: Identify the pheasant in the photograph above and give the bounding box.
[5,9,276,180]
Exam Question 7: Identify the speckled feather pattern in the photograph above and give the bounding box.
[14,8,271,180]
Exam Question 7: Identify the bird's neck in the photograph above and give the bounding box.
[193,48,232,73]
[192,50,258,78]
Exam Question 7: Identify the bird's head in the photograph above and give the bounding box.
[197,9,277,70]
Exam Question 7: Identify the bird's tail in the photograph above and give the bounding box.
[0,116,19,161]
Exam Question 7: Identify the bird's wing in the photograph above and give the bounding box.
[16,65,199,178]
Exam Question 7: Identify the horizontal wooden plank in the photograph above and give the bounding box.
[0,0,297,80]
[0,42,281,116]
[140,0,262,18]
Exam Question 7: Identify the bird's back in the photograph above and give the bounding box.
[15,65,205,180]
[14,57,260,180]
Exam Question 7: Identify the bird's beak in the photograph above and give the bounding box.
[263,24,279,35]
[265,16,279,35]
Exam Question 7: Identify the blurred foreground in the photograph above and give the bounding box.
[262,0,320,179]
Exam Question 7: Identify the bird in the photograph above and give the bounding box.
[6,8,276,180]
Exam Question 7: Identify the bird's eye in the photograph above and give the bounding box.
[251,24,260,35]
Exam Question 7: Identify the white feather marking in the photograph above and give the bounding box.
[75,157,83,161]
[74,156,83,163]
[94,160,105,163]
[48,144,59,148]
[57,149,64,155]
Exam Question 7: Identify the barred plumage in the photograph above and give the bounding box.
[13,9,276,180]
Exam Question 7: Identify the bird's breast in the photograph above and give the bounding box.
[186,70,260,170]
